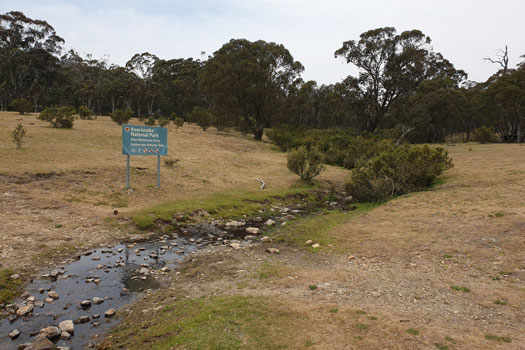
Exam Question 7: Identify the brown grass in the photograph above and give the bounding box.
[0,111,347,271]
[102,142,525,349]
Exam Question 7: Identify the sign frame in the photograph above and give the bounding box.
[122,124,168,189]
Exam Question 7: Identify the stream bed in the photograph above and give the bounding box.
[0,194,352,349]
[0,236,199,349]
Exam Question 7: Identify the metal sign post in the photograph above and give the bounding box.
[122,124,168,189]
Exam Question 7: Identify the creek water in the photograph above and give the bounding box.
[0,236,200,349]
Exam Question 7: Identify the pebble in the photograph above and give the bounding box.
[312,243,320,249]
[39,326,61,339]
[10,274,20,280]
[80,300,92,308]
[265,219,276,226]
[8,329,20,339]
[305,240,313,245]
[266,248,280,254]
[16,304,33,317]
[245,227,260,235]
[92,297,104,305]
[48,291,59,300]
[105,308,116,318]
[60,331,72,340]
[59,320,74,334]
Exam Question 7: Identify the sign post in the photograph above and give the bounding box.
[122,124,168,189]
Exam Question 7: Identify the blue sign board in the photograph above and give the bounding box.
[122,124,167,156]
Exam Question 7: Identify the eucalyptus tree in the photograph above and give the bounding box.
[0,11,64,108]
[335,27,466,132]
[126,52,159,115]
[200,39,304,140]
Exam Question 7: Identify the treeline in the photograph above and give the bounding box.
[1,11,524,142]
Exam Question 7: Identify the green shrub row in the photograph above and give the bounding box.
[346,145,453,202]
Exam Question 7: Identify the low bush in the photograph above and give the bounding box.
[472,126,498,144]
[78,105,94,120]
[267,127,393,170]
[346,145,453,202]
[173,117,184,129]
[287,146,325,183]
[111,108,133,125]
[144,115,156,126]
[10,98,32,115]
[38,106,76,128]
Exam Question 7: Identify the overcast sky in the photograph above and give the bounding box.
[1,0,524,84]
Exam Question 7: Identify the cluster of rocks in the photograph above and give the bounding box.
[5,288,117,347]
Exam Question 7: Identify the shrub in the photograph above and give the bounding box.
[144,115,156,126]
[11,122,26,149]
[287,146,325,183]
[472,126,497,144]
[10,98,32,115]
[190,106,214,131]
[266,127,304,151]
[78,105,94,120]
[158,117,170,127]
[111,108,133,125]
[38,106,76,128]
[346,145,453,202]
[173,117,185,129]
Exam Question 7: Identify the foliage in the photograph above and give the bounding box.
[173,116,184,129]
[200,38,304,140]
[11,122,26,149]
[189,106,214,131]
[110,108,133,125]
[287,146,325,182]
[38,106,76,128]
[472,126,498,143]
[158,116,170,127]
[78,105,94,120]
[268,127,394,169]
[10,98,32,115]
[335,27,466,132]
[346,145,453,202]
[144,115,156,126]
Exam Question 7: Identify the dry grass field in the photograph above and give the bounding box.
[102,143,525,349]
[0,111,347,270]
[1,111,524,349]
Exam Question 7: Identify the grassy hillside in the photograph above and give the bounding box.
[0,111,347,271]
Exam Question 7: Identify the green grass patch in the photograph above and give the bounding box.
[107,295,306,350]
[485,334,511,343]
[271,202,379,251]
[256,262,286,280]
[434,343,449,350]
[355,323,369,330]
[329,308,339,313]
[494,299,508,305]
[406,328,420,336]
[131,185,316,227]
[450,285,470,293]
[0,269,23,304]
[132,214,156,230]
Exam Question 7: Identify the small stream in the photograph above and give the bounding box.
[1,195,352,349]
[0,236,200,349]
